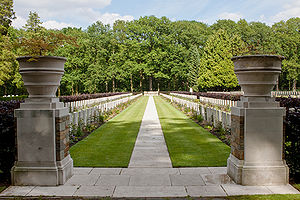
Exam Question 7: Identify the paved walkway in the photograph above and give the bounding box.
[1,167,299,198]
[1,95,299,198]
[129,96,172,168]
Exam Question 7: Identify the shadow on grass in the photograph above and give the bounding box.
[154,96,231,167]
[70,96,149,167]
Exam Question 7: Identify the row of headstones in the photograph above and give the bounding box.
[170,92,237,107]
[271,91,300,97]
[3,94,19,97]
[68,93,142,129]
[161,93,231,130]
[170,92,197,100]
[64,93,133,112]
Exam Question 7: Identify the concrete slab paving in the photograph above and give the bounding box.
[208,167,227,174]
[73,186,114,197]
[0,186,35,196]
[129,96,172,168]
[129,174,171,186]
[65,174,100,186]
[73,167,93,175]
[170,174,205,186]
[95,175,130,186]
[202,174,235,185]
[186,185,227,197]
[179,167,211,175]
[27,186,79,196]
[89,168,122,175]
[121,167,180,175]
[266,185,300,194]
[113,186,187,198]
[221,185,273,196]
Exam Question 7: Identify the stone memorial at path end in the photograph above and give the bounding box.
[227,55,289,186]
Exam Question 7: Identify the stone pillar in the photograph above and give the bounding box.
[12,98,73,186]
[227,55,289,186]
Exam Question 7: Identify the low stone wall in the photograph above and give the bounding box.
[161,93,231,130]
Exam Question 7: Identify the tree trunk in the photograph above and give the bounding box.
[71,84,74,96]
[140,71,143,92]
[112,78,115,93]
[105,81,108,92]
[149,76,153,91]
[292,79,297,92]
[158,82,160,92]
[173,78,176,91]
[75,84,78,95]
[130,74,133,93]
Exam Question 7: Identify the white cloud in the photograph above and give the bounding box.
[270,1,300,22]
[11,15,27,29]
[12,15,76,29]
[16,0,111,15]
[12,0,133,28]
[12,12,133,29]
[218,12,243,22]
[43,21,76,29]
[97,13,134,25]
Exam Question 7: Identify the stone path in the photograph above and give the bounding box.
[1,95,299,198]
[129,96,172,168]
[1,167,299,198]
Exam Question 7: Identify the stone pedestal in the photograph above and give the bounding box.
[12,98,73,186]
[227,97,289,185]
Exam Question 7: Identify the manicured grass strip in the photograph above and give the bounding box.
[154,96,230,167]
[70,96,149,167]
[295,184,300,191]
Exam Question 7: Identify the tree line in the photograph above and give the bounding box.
[0,0,299,95]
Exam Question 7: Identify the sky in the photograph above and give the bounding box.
[12,0,300,29]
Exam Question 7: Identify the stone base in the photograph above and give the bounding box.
[57,155,74,185]
[227,154,243,184]
[227,154,289,186]
[11,162,59,186]
[11,156,73,186]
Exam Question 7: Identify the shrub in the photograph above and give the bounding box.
[277,97,300,182]
[0,100,22,181]
[197,114,204,123]
[59,92,129,102]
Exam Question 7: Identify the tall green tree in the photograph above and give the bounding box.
[0,0,15,35]
[188,45,200,91]
[23,11,42,32]
[273,18,300,91]
[0,34,16,87]
[198,29,246,91]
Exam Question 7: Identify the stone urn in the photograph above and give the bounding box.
[17,56,66,98]
[231,55,284,97]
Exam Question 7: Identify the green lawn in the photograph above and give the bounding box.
[154,96,230,167]
[70,96,148,167]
